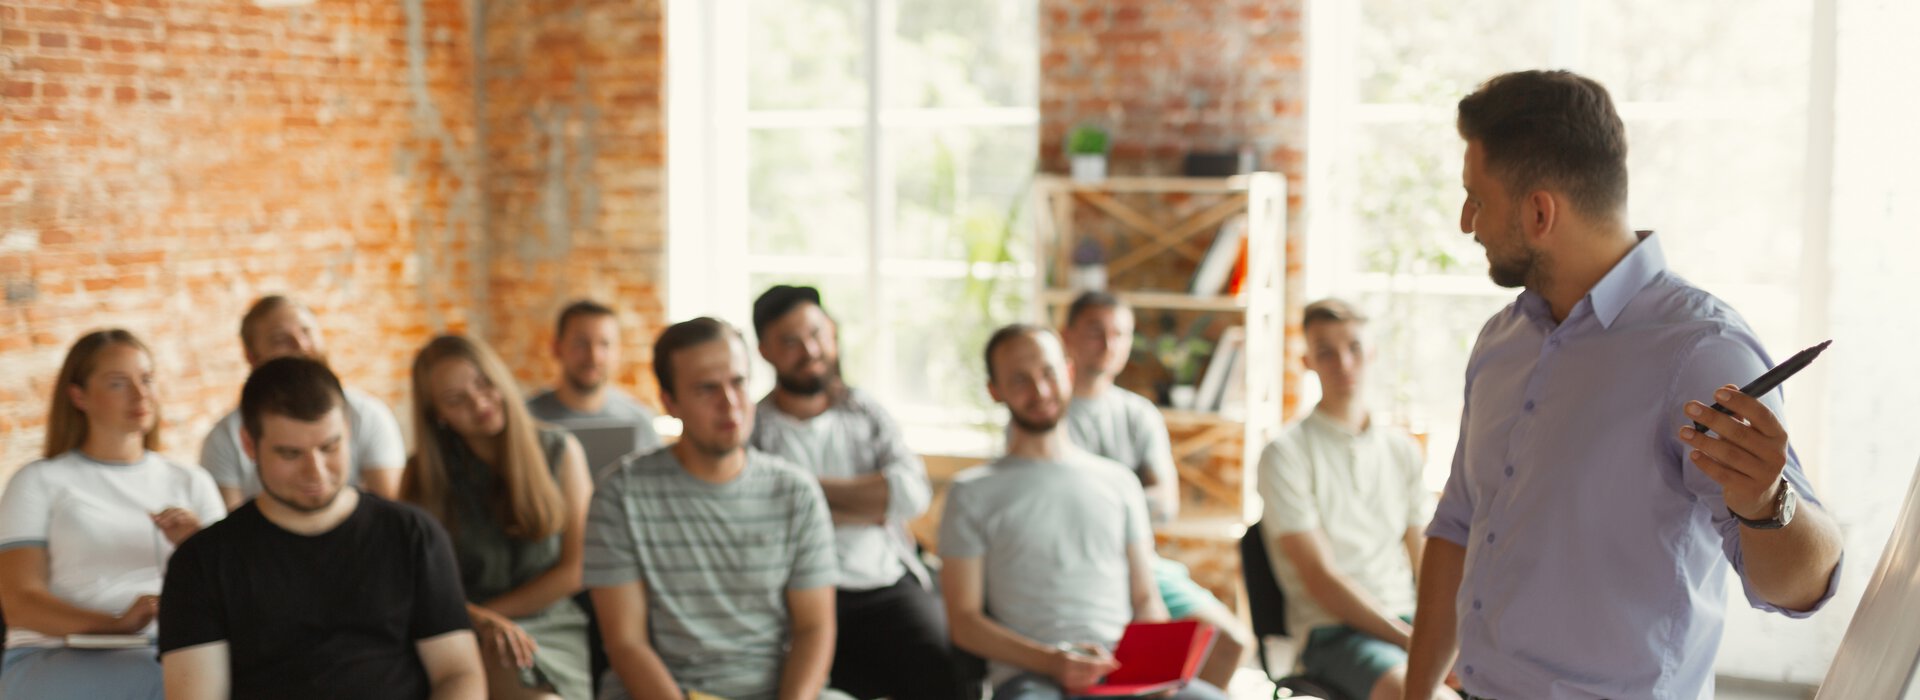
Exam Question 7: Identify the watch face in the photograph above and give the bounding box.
[1779,482,1798,526]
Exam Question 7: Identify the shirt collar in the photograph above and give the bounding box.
[1587,230,1666,329]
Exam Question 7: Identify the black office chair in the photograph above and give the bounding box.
[1240,520,1346,700]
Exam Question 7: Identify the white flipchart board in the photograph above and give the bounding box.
[1817,456,1920,699]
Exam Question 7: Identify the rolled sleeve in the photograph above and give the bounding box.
[1672,327,1840,617]
[1424,399,1475,548]
[865,402,932,523]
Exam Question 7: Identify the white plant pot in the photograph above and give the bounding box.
[1071,264,1107,291]
[1169,384,1198,410]
[1071,154,1108,183]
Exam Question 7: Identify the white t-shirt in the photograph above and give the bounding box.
[0,450,226,647]
[199,385,406,498]
[1257,410,1431,633]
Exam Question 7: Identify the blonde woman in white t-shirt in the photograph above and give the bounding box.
[0,329,226,699]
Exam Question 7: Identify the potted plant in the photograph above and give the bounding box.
[1066,125,1110,183]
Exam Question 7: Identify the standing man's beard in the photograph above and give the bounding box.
[1009,406,1062,434]
[776,357,841,396]
[565,368,605,394]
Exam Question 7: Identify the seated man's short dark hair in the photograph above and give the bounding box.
[1064,290,1124,329]
[751,285,824,341]
[1301,298,1369,334]
[555,299,617,339]
[983,323,1049,382]
[653,317,745,398]
[240,356,348,440]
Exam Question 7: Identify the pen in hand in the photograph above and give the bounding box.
[1693,340,1831,433]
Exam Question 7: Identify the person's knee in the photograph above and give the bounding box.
[1367,664,1409,700]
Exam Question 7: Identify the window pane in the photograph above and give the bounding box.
[1584,0,1810,103]
[748,0,868,110]
[891,0,1039,109]
[1350,120,1486,280]
[891,125,1038,261]
[748,127,868,257]
[1628,118,1806,289]
[1350,290,1514,486]
[878,275,1030,415]
[1358,0,1556,104]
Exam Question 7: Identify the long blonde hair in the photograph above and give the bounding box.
[45,329,163,459]
[402,334,565,541]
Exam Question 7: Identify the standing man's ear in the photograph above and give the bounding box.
[1524,189,1559,243]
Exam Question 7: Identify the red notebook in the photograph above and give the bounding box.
[1074,620,1218,698]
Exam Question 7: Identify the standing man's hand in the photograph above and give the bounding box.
[1679,385,1790,519]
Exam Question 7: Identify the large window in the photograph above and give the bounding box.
[1305,0,1822,491]
[670,0,1038,451]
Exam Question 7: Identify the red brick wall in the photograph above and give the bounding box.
[477,0,667,405]
[0,0,667,484]
[1040,0,1309,417]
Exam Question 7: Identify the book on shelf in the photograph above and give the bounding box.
[1188,214,1247,296]
[1219,341,1248,420]
[1194,327,1243,412]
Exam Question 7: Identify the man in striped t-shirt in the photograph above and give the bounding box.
[584,317,840,700]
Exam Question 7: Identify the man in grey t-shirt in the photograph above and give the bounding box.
[747,285,960,699]
[1057,291,1252,689]
[583,317,841,700]
[525,300,663,473]
[940,324,1225,700]
[199,295,405,509]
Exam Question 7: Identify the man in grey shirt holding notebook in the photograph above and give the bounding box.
[747,285,961,700]
[583,318,841,700]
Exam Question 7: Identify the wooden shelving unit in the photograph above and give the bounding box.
[1031,174,1287,526]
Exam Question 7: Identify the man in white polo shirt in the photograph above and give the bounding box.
[1257,299,1450,700]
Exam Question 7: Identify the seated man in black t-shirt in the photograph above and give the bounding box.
[159,357,485,699]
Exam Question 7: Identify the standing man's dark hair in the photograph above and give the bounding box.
[1064,290,1122,329]
[983,323,1050,381]
[652,317,745,398]
[1456,70,1629,220]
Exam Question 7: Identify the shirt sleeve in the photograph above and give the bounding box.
[582,469,644,588]
[1425,383,1476,548]
[1400,435,1434,531]
[1256,438,1320,537]
[786,476,838,591]
[1671,326,1839,618]
[1120,470,1154,548]
[199,418,248,489]
[1135,402,1179,494]
[158,535,228,653]
[409,514,474,640]
[937,478,985,559]
[861,399,933,523]
[184,466,228,525]
[0,463,52,550]
[350,392,409,472]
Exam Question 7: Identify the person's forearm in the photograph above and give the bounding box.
[819,473,889,522]
[778,621,835,700]
[1146,480,1179,523]
[480,560,583,619]
[606,640,685,699]
[952,610,1062,675]
[2,588,127,636]
[1298,565,1411,647]
[1404,538,1464,700]
[426,665,486,700]
[1739,501,1844,612]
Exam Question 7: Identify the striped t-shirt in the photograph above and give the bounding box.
[583,446,837,700]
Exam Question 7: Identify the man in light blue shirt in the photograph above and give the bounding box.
[1404,70,1845,700]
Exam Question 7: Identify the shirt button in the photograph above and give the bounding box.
[1473,599,1483,611]
[1465,665,1475,676]
[1524,400,1536,412]
[1505,465,1515,477]
[1486,533,1496,543]
[1549,338,1561,348]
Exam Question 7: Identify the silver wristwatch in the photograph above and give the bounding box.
[1730,477,1798,530]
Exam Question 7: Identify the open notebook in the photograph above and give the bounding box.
[1075,620,1217,698]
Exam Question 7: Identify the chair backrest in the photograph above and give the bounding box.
[1239,519,1290,640]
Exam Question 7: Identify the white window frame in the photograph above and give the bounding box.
[668,0,1039,453]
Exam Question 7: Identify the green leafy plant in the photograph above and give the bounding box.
[1066,125,1110,155]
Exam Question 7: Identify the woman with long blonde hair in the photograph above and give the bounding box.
[403,334,592,700]
[0,329,225,698]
